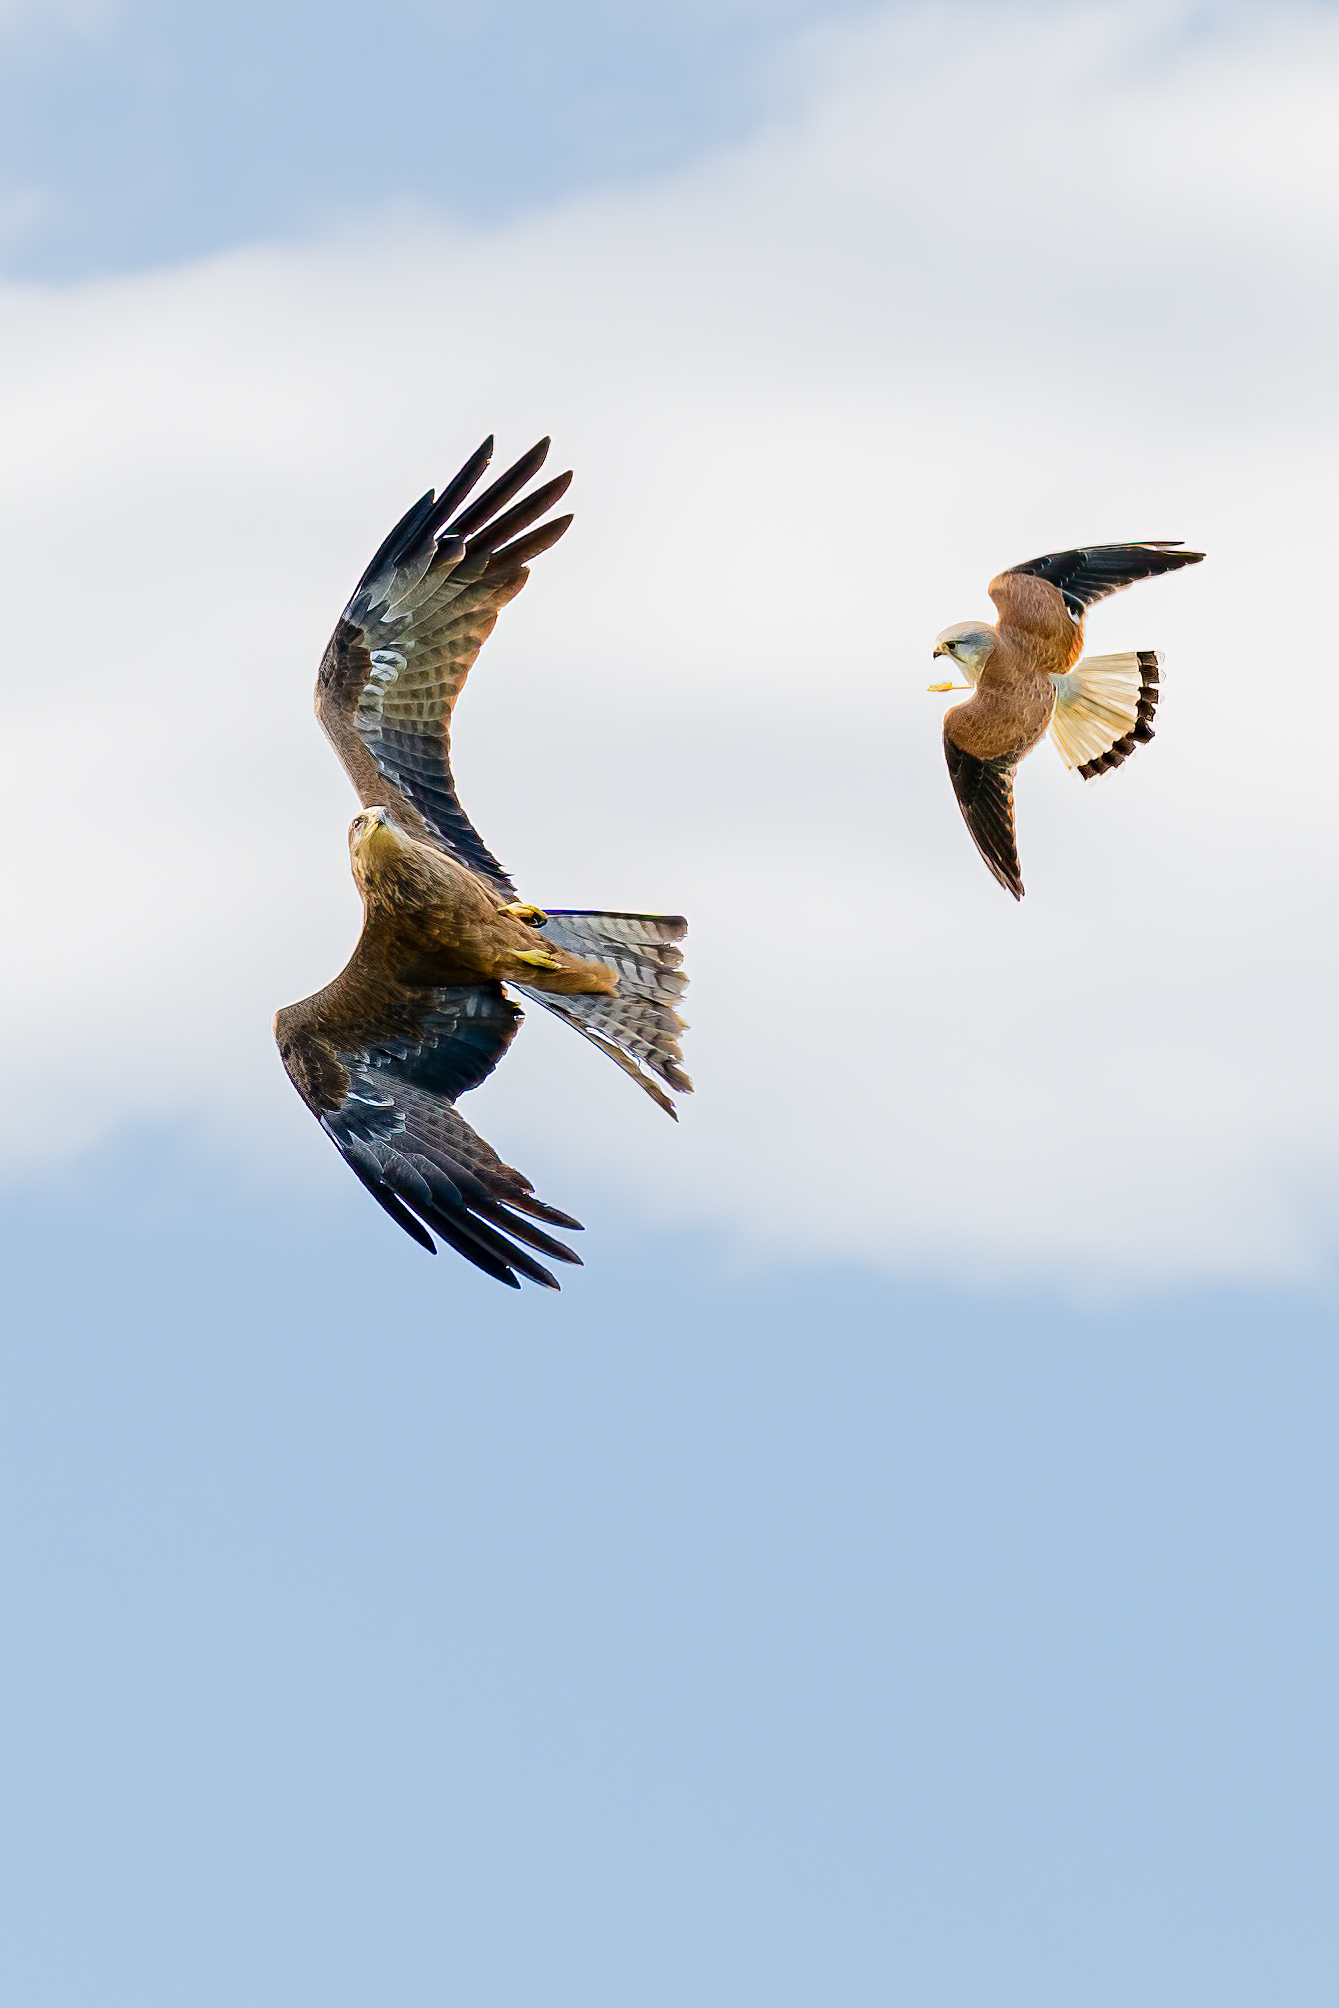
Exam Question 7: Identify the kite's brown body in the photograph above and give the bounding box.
[348,815,618,998]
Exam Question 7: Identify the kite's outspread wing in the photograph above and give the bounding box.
[942,730,1024,900]
[1000,542,1204,622]
[315,437,574,898]
[276,975,582,1291]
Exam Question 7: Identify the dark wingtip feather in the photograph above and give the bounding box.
[485,514,574,574]
[354,489,436,594]
[509,1193,584,1230]
[447,437,553,539]
[465,471,574,559]
[1008,541,1206,617]
[424,437,495,537]
[360,1169,439,1252]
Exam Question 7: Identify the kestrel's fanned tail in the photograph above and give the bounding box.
[1005,542,1204,620]
[943,732,1023,900]
[1050,651,1162,777]
[516,911,691,1117]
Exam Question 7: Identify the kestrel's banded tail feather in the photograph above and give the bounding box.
[1049,650,1161,777]
[516,911,691,1117]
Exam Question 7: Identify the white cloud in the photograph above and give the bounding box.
[2,0,1338,1293]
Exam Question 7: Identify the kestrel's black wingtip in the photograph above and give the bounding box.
[943,729,1025,900]
[1007,541,1207,617]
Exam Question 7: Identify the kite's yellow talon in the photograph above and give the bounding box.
[514,948,562,969]
[498,901,549,926]
[928,681,969,692]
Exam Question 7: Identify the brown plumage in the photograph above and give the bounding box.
[932,542,1205,898]
[275,438,691,1290]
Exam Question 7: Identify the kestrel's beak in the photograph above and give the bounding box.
[928,641,968,691]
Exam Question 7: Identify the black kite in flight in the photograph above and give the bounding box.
[275,438,690,1290]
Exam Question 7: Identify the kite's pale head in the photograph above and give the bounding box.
[929,622,994,690]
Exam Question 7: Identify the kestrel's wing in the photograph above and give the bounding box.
[1001,543,1204,622]
[276,975,582,1291]
[316,438,574,899]
[943,727,1024,900]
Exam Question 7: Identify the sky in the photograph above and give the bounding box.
[3,2,1339,2002]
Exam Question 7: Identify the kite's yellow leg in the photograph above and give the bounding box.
[498,901,549,926]
[513,947,563,970]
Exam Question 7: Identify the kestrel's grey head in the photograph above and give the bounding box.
[933,622,994,670]
[929,622,995,691]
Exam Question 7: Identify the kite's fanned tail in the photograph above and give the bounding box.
[516,911,691,1118]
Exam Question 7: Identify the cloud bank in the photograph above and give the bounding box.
[3,0,1338,1292]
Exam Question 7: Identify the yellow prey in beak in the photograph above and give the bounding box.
[928,640,968,691]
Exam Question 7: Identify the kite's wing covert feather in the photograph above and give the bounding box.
[943,730,1024,900]
[316,437,574,898]
[275,980,582,1290]
[1003,542,1204,621]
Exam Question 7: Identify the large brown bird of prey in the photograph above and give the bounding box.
[275,437,690,1291]
[930,542,1205,898]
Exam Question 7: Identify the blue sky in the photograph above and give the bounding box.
[0,0,875,276]
[3,2,1339,2002]
[5,1136,1339,2005]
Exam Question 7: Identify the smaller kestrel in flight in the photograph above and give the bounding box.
[930,542,1204,898]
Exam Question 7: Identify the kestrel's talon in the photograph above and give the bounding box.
[497,901,549,927]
